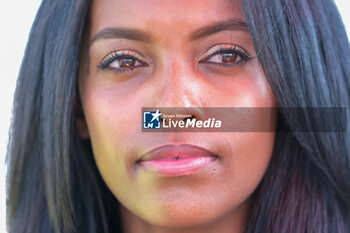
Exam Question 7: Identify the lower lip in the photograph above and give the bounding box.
[138,156,216,177]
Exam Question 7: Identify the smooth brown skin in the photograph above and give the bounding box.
[77,0,277,232]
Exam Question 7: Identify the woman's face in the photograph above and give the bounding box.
[78,0,276,230]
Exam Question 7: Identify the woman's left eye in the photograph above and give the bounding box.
[199,44,253,66]
[206,52,242,64]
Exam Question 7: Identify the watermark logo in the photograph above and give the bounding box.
[143,110,162,129]
[162,116,222,129]
[141,107,346,132]
[142,108,223,131]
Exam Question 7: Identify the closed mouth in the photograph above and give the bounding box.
[136,144,219,177]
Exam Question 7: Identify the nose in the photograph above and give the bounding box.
[159,107,202,124]
[151,58,205,121]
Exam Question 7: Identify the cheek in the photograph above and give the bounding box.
[219,132,275,193]
[81,89,146,216]
[81,84,136,176]
[199,61,275,108]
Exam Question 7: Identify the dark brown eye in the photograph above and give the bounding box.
[116,57,136,68]
[198,44,252,67]
[98,50,149,72]
[207,52,242,64]
[109,56,143,69]
[221,53,239,63]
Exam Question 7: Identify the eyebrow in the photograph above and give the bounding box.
[90,28,153,45]
[89,18,248,46]
[190,18,249,41]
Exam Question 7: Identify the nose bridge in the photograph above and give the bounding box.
[154,55,205,120]
[161,59,188,106]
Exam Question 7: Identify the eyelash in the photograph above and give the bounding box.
[97,45,253,73]
[198,44,253,67]
[97,50,148,74]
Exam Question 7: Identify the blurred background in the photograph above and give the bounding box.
[0,0,348,232]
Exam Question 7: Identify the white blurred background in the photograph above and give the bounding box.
[0,1,348,232]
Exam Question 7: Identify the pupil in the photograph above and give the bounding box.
[119,58,135,67]
[222,53,236,63]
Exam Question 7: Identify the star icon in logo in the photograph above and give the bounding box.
[150,110,161,122]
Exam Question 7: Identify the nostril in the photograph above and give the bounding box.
[184,115,195,121]
[161,114,195,122]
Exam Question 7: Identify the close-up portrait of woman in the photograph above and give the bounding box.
[5,0,350,233]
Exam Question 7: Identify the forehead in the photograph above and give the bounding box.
[89,0,245,35]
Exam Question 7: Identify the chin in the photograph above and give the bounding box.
[125,192,248,231]
[142,207,221,229]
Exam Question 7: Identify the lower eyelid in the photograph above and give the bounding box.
[205,62,243,67]
[201,57,253,68]
[104,67,134,73]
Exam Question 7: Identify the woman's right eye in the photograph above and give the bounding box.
[98,50,149,73]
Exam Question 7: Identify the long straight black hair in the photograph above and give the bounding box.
[7,0,350,232]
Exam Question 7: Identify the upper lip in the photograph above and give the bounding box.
[137,144,219,162]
